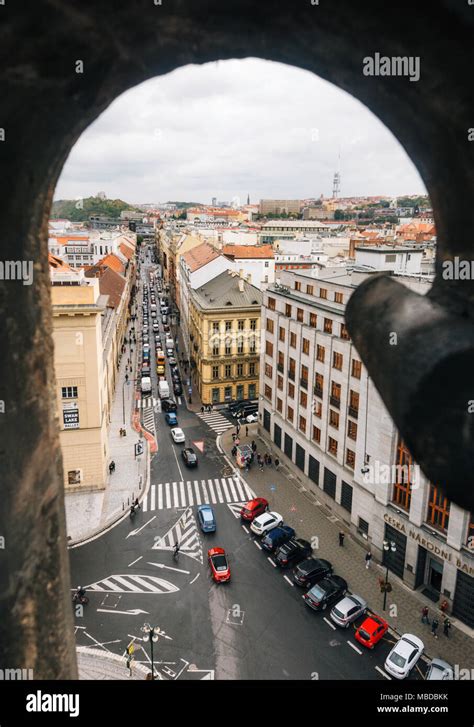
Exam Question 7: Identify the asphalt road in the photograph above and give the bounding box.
[69,251,427,682]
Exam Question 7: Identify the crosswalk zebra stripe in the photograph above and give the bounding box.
[228,478,238,501]
[186,481,194,506]
[221,478,231,500]
[214,478,224,503]
[150,485,155,511]
[242,479,255,499]
[207,478,216,503]
[165,482,171,508]
[158,484,163,510]
[114,575,143,592]
[179,481,186,507]
[172,482,179,508]
[201,479,210,504]
[193,480,201,505]
[234,478,245,501]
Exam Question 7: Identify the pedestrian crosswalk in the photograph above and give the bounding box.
[142,406,156,436]
[85,574,179,595]
[138,397,160,410]
[142,476,255,512]
[153,507,202,563]
[196,410,234,434]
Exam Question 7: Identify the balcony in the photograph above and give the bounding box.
[314,386,323,398]
[300,378,308,389]
[330,396,340,408]
[348,406,359,419]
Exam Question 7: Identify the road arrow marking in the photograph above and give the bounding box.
[97,608,150,616]
[147,561,190,575]
[126,516,156,538]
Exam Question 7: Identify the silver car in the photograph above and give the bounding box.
[330,594,367,627]
[426,658,454,680]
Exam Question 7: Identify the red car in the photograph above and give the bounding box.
[208,548,231,583]
[354,613,389,649]
[240,497,269,522]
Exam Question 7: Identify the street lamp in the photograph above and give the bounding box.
[141,623,160,680]
[382,539,397,611]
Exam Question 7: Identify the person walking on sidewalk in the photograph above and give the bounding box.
[275,457,280,470]
[431,617,439,639]
[201,406,204,414]
[338,531,345,547]
[421,606,430,624]
[443,617,451,638]
[251,440,257,453]
[246,425,249,437]
[365,551,372,569]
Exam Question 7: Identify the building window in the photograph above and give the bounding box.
[212,343,220,356]
[238,319,245,331]
[329,409,339,429]
[295,281,301,291]
[266,318,274,333]
[299,415,307,434]
[288,382,295,399]
[320,288,327,299]
[236,384,244,400]
[265,363,273,378]
[347,420,358,440]
[288,358,296,381]
[277,397,283,413]
[351,359,362,379]
[297,308,304,323]
[310,313,317,328]
[237,338,244,354]
[290,332,297,348]
[324,318,333,334]
[61,386,78,399]
[285,304,292,317]
[268,297,276,311]
[314,373,324,397]
[313,400,322,418]
[349,390,359,417]
[264,384,272,400]
[225,364,232,378]
[279,327,285,342]
[212,321,220,333]
[392,438,413,511]
[346,449,355,469]
[212,366,219,380]
[224,386,232,401]
[330,381,341,407]
[225,321,232,332]
[250,319,257,331]
[249,337,256,354]
[341,323,350,340]
[212,387,220,403]
[426,484,450,532]
[225,339,232,355]
[300,364,308,388]
[316,345,325,363]
[277,350,284,373]
[302,338,310,355]
[248,384,256,399]
[265,341,273,357]
[237,363,244,377]
[328,437,338,456]
[306,285,314,295]
[333,351,343,370]
[300,390,307,408]
[277,375,283,390]
[287,406,294,422]
[249,363,256,376]
[334,291,343,304]
[312,426,321,444]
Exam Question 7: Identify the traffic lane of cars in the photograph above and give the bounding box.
[240,506,429,681]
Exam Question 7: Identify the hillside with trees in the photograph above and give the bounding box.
[51,196,141,221]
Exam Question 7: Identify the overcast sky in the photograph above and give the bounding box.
[55,58,427,205]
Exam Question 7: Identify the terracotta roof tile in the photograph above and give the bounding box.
[222,244,274,259]
[182,243,220,272]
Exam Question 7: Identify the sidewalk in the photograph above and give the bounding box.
[77,647,153,680]
[220,426,474,669]
[173,322,202,413]
[65,327,149,545]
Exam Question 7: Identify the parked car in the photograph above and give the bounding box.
[172,372,181,384]
[354,614,389,649]
[425,658,454,681]
[303,575,348,611]
[208,547,230,583]
[250,511,283,536]
[163,324,171,333]
[168,357,177,367]
[182,447,198,467]
[140,366,151,378]
[261,525,295,553]
[166,348,174,357]
[292,557,332,586]
[173,383,183,396]
[330,594,367,628]
[384,634,424,679]
[246,413,258,423]
[170,427,185,443]
[240,497,268,522]
[274,538,312,568]
[153,323,159,332]
[162,398,177,413]
[197,504,216,532]
[165,412,178,426]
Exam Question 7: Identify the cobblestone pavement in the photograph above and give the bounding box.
[77,648,152,680]
[220,427,474,670]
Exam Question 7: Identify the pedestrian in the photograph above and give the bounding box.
[245,457,250,472]
[201,406,204,414]
[421,606,430,624]
[275,457,280,470]
[235,438,240,447]
[259,458,264,472]
[267,454,272,466]
[431,617,439,639]
[365,551,372,569]
[251,440,257,453]
[246,426,249,437]
[443,617,451,637]
[440,599,449,615]
[232,433,236,442]
[125,374,129,383]
[231,445,237,457]
[264,453,269,465]
[338,531,345,547]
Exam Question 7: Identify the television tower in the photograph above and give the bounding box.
[332,147,342,199]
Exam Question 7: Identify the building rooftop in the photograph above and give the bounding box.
[193,270,262,310]
[182,242,221,272]
[355,245,419,253]
[222,244,274,259]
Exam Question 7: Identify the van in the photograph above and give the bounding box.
[158,380,170,399]
[165,337,174,349]
[140,377,152,396]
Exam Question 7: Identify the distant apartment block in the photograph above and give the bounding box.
[259,199,303,216]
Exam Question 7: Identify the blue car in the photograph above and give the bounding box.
[197,505,216,533]
[261,525,295,553]
[165,412,178,426]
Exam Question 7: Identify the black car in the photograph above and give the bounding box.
[293,558,333,587]
[261,525,295,553]
[182,448,198,467]
[161,398,177,413]
[275,538,312,567]
[172,372,181,384]
[302,575,348,611]
[140,366,151,378]
[173,383,183,396]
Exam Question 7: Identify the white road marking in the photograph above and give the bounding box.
[228,477,238,501]
[267,557,277,568]
[171,445,184,481]
[241,524,249,533]
[323,617,337,630]
[126,516,156,538]
[201,479,210,503]
[96,608,149,616]
[254,541,262,550]
[150,485,156,511]
[165,482,171,508]
[283,575,294,586]
[128,556,143,568]
[179,481,186,507]
[207,478,217,504]
[158,484,163,510]
[347,640,363,655]
[375,666,391,680]
[186,481,194,506]
[193,480,201,505]
[221,478,231,500]
[214,478,224,503]
[172,482,179,508]
[147,562,190,575]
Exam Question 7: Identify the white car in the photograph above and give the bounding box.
[250,511,283,536]
[246,413,258,423]
[384,633,424,679]
[170,427,185,443]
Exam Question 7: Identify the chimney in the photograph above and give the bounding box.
[238,278,244,292]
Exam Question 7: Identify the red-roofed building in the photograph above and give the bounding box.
[222,243,275,288]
